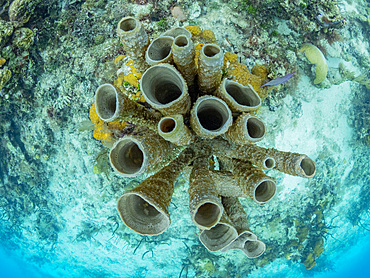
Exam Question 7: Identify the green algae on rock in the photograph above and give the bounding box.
[8,0,31,24]
[0,20,14,46]
[0,66,11,91]
[12,28,34,50]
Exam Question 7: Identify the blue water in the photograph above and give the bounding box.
[315,233,370,278]
[0,247,47,278]
[2,231,370,278]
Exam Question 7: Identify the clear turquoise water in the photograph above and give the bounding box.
[2,233,370,277]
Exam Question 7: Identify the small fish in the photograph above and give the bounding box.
[260,72,295,88]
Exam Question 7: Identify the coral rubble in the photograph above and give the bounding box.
[90,16,316,258]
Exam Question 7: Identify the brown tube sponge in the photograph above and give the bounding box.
[158,114,194,146]
[209,166,276,205]
[220,197,266,258]
[188,149,223,230]
[94,83,122,122]
[212,138,316,178]
[209,170,244,197]
[145,36,174,66]
[198,43,224,94]
[215,79,261,113]
[199,212,238,251]
[171,35,197,86]
[230,159,276,205]
[94,83,161,130]
[161,27,192,40]
[117,147,195,235]
[190,95,232,139]
[211,138,276,170]
[224,113,266,145]
[116,17,149,72]
[109,129,178,177]
[140,63,191,115]
[221,197,252,235]
[265,148,316,178]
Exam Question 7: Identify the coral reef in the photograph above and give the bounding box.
[90,17,316,258]
[0,65,11,91]
[299,43,328,84]
[0,0,368,276]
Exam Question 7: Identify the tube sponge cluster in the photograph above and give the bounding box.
[89,17,316,258]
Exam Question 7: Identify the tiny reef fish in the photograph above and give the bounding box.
[260,72,295,88]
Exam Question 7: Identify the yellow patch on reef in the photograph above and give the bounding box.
[201,30,216,43]
[90,102,127,147]
[124,60,142,87]
[224,52,238,64]
[251,64,269,80]
[203,261,215,275]
[93,164,103,174]
[0,58,6,67]
[226,61,267,99]
[93,124,111,142]
[114,55,125,63]
[113,56,146,103]
[185,25,202,36]
[89,103,102,124]
[114,72,125,93]
[194,43,204,67]
[299,43,328,84]
[188,26,216,44]
[195,42,268,100]
[108,121,127,130]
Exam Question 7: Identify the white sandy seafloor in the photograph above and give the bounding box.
[1,1,370,278]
